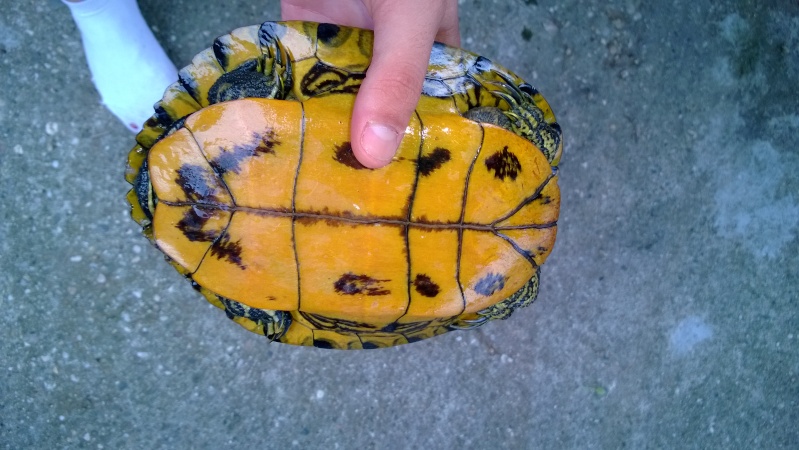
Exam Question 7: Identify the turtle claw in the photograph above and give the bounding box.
[493,71,527,100]
[486,87,520,109]
[448,315,490,330]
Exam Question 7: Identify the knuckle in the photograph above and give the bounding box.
[376,70,423,98]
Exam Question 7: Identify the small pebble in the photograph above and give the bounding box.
[543,20,558,34]
[45,122,59,135]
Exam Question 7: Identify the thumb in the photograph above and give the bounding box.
[350,2,446,168]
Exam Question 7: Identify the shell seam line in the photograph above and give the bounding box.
[185,127,237,275]
[495,232,538,268]
[455,122,485,316]
[490,167,558,227]
[396,110,425,324]
[292,102,306,312]
[158,201,558,231]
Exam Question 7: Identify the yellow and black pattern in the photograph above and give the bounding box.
[125,21,563,349]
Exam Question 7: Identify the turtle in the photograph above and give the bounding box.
[125,21,563,349]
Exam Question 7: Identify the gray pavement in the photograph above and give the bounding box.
[1,0,797,448]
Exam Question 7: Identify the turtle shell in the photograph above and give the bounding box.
[126,21,562,349]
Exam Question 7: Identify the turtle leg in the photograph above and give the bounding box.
[219,297,292,342]
[485,72,562,164]
[465,68,562,164]
[463,105,513,130]
[207,55,294,104]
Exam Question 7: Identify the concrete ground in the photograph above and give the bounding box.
[1,0,797,448]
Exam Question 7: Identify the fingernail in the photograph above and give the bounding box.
[361,122,399,165]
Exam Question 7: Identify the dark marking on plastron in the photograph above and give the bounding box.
[474,273,506,296]
[334,142,368,170]
[209,233,246,269]
[177,206,220,242]
[211,130,280,175]
[334,273,390,296]
[413,274,440,297]
[417,148,451,177]
[485,146,522,181]
[176,164,220,203]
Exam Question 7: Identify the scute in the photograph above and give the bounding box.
[126,21,563,349]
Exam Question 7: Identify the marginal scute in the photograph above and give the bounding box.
[314,23,371,72]
[126,21,563,349]
[299,62,352,97]
[179,48,226,107]
[213,25,262,70]
[316,23,345,44]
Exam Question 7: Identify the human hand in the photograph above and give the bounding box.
[281,0,460,168]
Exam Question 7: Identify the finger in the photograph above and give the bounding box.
[435,2,461,47]
[280,0,372,28]
[350,1,447,168]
